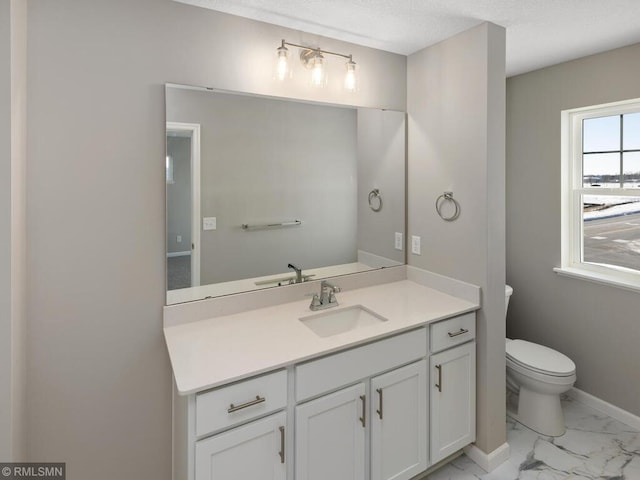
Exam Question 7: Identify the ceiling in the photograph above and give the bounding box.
[175,0,640,77]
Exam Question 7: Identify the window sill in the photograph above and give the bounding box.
[553,266,640,293]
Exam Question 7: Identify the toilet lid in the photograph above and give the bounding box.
[506,339,575,376]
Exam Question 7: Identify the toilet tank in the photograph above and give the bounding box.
[505,285,513,315]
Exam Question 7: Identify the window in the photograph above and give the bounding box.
[558,99,640,290]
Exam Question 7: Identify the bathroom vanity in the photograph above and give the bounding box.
[163,83,483,480]
[164,275,479,480]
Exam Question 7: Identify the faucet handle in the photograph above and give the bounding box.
[309,293,321,309]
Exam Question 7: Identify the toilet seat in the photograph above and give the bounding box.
[506,357,576,387]
[506,339,575,377]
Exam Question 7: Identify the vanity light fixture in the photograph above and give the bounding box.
[276,39,357,91]
[276,40,291,81]
[309,50,326,87]
[344,56,357,92]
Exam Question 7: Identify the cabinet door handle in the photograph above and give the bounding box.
[448,328,469,337]
[227,395,265,413]
[278,426,285,464]
[435,364,442,392]
[376,388,383,419]
[359,395,366,427]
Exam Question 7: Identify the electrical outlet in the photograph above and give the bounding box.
[394,232,403,251]
[411,235,421,255]
[177,235,182,243]
[202,217,217,231]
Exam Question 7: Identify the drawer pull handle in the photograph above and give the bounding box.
[435,364,442,392]
[359,395,366,427]
[278,426,285,464]
[448,328,469,338]
[227,395,265,413]
[376,388,383,420]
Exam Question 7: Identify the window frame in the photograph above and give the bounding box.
[558,98,640,292]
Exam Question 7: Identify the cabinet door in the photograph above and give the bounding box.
[430,342,476,464]
[195,411,286,480]
[371,360,428,480]
[295,383,366,480]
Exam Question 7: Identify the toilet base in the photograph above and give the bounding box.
[507,386,566,437]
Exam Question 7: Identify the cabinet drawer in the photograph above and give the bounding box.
[430,313,475,353]
[296,328,427,402]
[196,370,287,437]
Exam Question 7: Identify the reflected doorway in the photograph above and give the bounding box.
[166,122,201,290]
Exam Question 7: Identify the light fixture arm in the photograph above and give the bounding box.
[281,40,353,61]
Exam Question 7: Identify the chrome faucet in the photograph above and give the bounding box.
[288,263,302,283]
[309,280,341,311]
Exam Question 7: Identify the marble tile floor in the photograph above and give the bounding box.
[427,396,640,480]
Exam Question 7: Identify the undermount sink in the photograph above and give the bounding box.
[299,305,388,338]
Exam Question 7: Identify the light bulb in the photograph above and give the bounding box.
[344,58,357,92]
[276,43,290,81]
[311,53,326,87]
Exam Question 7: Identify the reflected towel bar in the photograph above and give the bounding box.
[241,220,302,230]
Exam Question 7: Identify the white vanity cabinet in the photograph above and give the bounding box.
[370,360,428,480]
[428,313,476,464]
[190,370,288,480]
[295,383,366,480]
[173,310,478,480]
[195,411,286,480]
[295,361,428,480]
[294,329,428,480]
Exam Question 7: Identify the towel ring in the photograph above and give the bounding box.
[435,191,461,221]
[368,189,382,212]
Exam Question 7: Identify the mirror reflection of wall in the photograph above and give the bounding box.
[165,85,406,304]
[357,108,406,265]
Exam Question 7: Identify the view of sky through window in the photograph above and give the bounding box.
[582,113,640,184]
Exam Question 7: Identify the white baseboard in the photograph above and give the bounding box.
[167,251,191,258]
[567,387,640,431]
[463,442,510,473]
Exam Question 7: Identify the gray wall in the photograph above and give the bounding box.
[166,136,191,255]
[25,0,405,478]
[1,0,27,462]
[507,42,640,416]
[407,23,507,454]
[0,0,12,460]
[167,88,358,284]
[357,108,406,263]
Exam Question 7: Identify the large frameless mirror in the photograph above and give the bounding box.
[166,84,406,304]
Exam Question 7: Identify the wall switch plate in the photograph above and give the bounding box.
[395,232,403,251]
[202,217,217,231]
[411,235,421,255]
[177,235,182,243]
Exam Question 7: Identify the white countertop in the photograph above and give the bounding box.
[164,279,478,395]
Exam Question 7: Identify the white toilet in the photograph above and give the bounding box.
[504,285,576,436]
